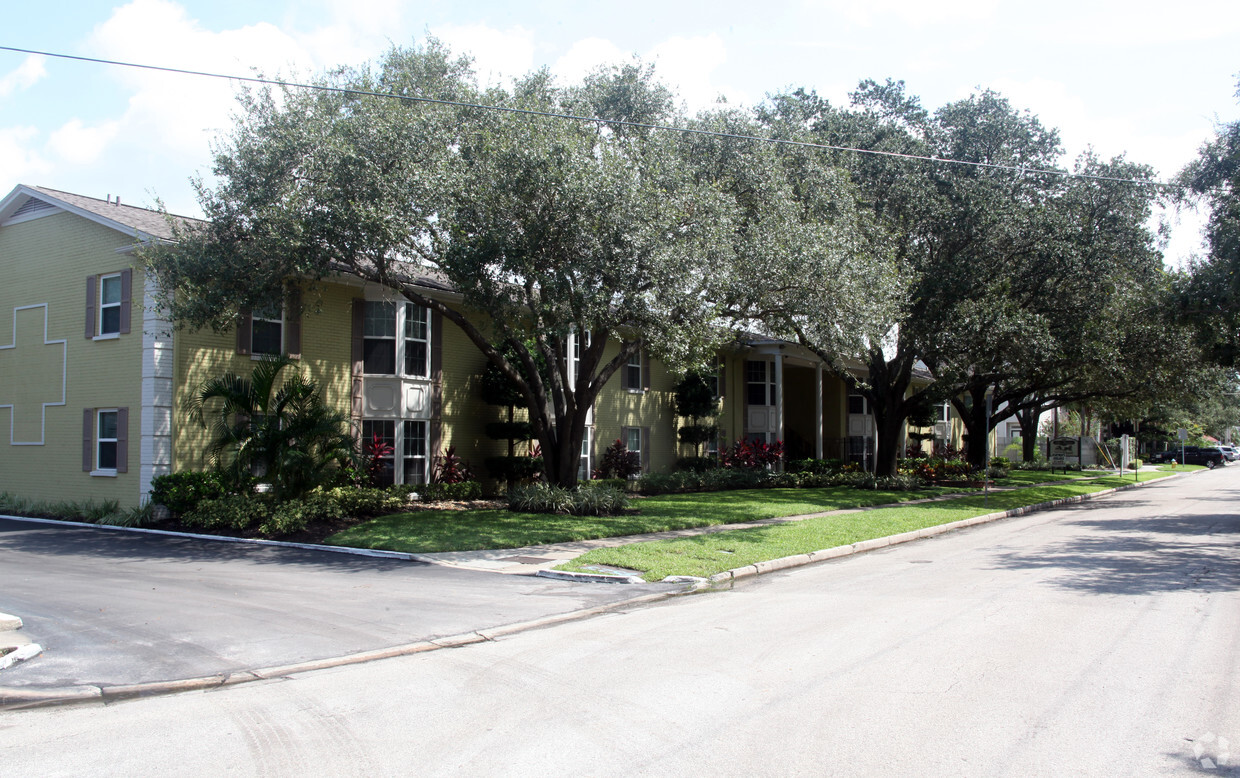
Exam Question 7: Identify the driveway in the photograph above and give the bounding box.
[0,518,677,689]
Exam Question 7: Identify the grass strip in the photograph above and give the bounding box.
[558,471,1174,581]
[324,485,963,553]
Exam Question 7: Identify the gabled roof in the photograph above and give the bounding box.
[0,184,203,242]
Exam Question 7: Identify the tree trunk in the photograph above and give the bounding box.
[955,387,991,471]
[873,409,905,478]
[1017,406,1040,462]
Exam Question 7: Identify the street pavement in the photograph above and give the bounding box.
[2,468,1238,775]
[0,518,680,689]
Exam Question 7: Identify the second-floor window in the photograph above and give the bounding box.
[99,274,122,336]
[251,302,283,356]
[623,349,642,391]
[365,301,431,377]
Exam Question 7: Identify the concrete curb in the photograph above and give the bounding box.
[0,585,694,711]
[535,569,646,584]
[0,644,42,671]
[0,612,22,631]
[705,474,1170,585]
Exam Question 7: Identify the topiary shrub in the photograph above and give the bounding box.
[149,471,236,517]
[420,481,483,502]
[182,494,272,531]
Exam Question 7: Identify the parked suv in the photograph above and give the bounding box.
[1149,446,1228,468]
[1185,446,1228,468]
[1220,445,1238,462]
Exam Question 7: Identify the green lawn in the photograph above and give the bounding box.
[324,485,962,554]
[558,471,1174,581]
[991,469,1095,486]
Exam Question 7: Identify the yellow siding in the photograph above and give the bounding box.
[0,212,143,506]
[592,341,678,473]
[172,281,356,471]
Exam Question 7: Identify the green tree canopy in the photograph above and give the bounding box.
[145,40,735,487]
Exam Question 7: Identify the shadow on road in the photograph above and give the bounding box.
[0,518,426,574]
[989,506,1240,596]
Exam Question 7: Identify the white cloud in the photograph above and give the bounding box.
[0,55,46,98]
[806,0,999,27]
[551,38,629,83]
[47,119,122,165]
[647,35,737,111]
[0,126,50,184]
[80,0,315,172]
[431,24,536,87]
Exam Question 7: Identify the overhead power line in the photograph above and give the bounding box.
[0,44,1184,190]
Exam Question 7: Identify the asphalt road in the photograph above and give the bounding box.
[0,518,676,688]
[2,469,1238,776]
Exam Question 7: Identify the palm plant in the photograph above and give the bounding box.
[188,356,356,499]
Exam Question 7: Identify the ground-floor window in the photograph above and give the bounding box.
[578,427,592,481]
[97,410,118,471]
[363,418,428,487]
[403,420,427,485]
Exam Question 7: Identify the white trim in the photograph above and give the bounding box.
[1,204,63,226]
[90,469,119,478]
[0,185,164,243]
[139,275,173,503]
[0,304,68,446]
[98,272,123,336]
[92,332,120,342]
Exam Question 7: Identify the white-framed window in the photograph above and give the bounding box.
[403,420,428,484]
[250,302,283,357]
[747,360,776,406]
[364,301,398,375]
[578,427,592,481]
[938,402,951,423]
[363,419,429,487]
[362,419,396,487]
[404,303,430,378]
[99,273,122,336]
[848,394,868,415]
[568,330,592,388]
[625,426,643,467]
[97,409,119,472]
[623,348,643,391]
[364,301,432,377]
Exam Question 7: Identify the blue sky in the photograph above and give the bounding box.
[3,0,1238,264]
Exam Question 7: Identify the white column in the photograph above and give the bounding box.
[815,363,824,459]
[140,274,174,505]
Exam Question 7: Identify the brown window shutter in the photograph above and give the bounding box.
[350,299,365,422]
[641,350,651,391]
[236,309,252,355]
[431,309,444,417]
[116,407,129,473]
[642,426,651,471]
[85,276,96,339]
[82,409,94,471]
[285,286,302,359]
[429,419,443,464]
[119,268,133,335]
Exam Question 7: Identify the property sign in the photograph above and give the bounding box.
[1177,428,1188,441]
[1049,437,1080,459]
